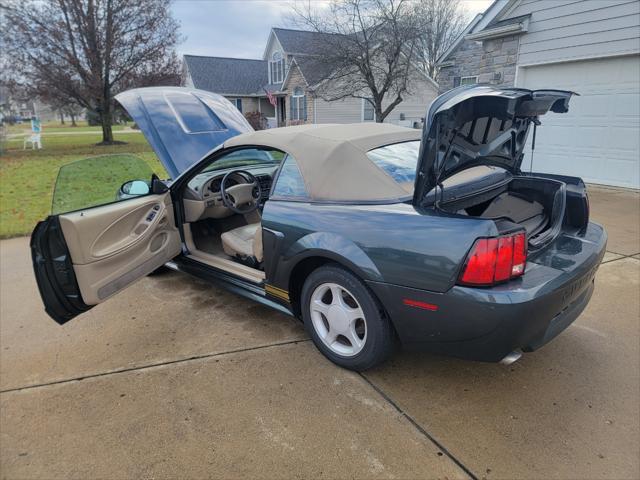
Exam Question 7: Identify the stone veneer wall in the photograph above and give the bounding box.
[437,35,520,93]
[282,63,314,125]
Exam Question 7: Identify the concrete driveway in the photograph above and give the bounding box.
[1,185,638,479]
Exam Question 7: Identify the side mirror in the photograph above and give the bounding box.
[120,180,150,196]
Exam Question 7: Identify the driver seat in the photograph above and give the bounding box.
[220,223,263,264]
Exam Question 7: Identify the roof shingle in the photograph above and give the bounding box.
[183,55,267,96]
[272,28,337,56]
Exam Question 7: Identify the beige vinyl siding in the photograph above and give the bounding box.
[381,76,437,126]
[314,77,436,126]
[504,0,640,65]
[314,97,363,124]
[225,96,259,113]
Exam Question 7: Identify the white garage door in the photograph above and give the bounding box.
[518,55,640,189]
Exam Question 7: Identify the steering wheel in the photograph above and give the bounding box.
[220,170,262,215]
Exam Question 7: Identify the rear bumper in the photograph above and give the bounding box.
[367,222,607,362]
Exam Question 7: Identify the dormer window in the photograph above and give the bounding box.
[270,51,285,84]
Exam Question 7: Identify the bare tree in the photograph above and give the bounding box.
[1,0,181,144]
[291,0,425,123]
[414,0,467,78]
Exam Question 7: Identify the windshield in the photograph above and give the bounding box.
[201,149,283,173]
[367,141,420,194]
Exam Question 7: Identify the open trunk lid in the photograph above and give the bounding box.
[413,85,575,206]
[115,87,253,179]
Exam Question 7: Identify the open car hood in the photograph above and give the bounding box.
[115,87,253,179]
[414,85,575,206]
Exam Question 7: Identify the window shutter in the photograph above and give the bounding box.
[289,97,294,121]
[302,96,307,121]
[453,76,461,87]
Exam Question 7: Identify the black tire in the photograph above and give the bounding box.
[301,264,396,371]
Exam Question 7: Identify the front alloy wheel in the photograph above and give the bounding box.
[301,265,396,371]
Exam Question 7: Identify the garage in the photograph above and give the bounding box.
[517,55,640,189]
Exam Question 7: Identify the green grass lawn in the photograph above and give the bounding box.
[0,130,166,238]
[4,121,131,135]
[2,131,148,155]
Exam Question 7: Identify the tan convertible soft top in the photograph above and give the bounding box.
[224,123,421,202]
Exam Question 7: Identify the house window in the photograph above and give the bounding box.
[362,98,375,122]
[290,87,306,122]
[232,98,243,113]
[270,51,285,84]
[460,76,478,86]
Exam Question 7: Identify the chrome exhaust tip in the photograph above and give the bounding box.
[500,350,522,365]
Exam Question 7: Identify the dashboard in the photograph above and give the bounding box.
[183,165,279,222]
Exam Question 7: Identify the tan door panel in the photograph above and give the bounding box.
[59,193,181,305]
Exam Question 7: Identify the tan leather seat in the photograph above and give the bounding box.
[220,223,263,262]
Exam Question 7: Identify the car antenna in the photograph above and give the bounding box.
[529,117,541,174]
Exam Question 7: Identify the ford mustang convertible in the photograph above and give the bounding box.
[31,85,606,370]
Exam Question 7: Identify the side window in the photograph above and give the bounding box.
[272,154,307,198]
[366,141,420,192]
[51,154,160,214]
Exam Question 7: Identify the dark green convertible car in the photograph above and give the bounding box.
[31,85,606,370]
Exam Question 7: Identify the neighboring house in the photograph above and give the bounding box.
[0,88,64,123]
[181,27,439,129]
[437,0,640,189]
[181,55,275,124]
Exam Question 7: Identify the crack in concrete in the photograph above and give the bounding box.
[601,250,640,264]
[358,372,479,480]
[2,336,478,478]
[0,338,310,394]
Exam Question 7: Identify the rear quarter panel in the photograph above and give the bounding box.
[262,200,497,293]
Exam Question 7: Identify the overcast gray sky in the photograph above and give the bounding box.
[172,0,493,58]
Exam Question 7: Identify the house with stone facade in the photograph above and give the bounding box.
[436,0,639,189]
[181,27,438,129]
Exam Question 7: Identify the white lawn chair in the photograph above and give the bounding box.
[23,133,42,149]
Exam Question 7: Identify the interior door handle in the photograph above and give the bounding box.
[91,202,165,258]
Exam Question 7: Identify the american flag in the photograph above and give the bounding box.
[264,88,277,107]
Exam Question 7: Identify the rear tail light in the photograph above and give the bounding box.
[458,231,527,286]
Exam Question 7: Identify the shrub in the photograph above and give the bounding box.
[244,111,268,130]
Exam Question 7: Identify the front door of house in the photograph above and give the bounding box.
[277,97,286,127]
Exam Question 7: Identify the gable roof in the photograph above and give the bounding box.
[183,55,267,96]
[438,0,513,64]
[272,28,338,56]
[282,55,334,89]
[465,12,530,41]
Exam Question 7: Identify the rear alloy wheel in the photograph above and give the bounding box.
[310,282,367,357]
[301,265,395,370]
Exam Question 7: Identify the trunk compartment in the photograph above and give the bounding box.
[434,168,589,250]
